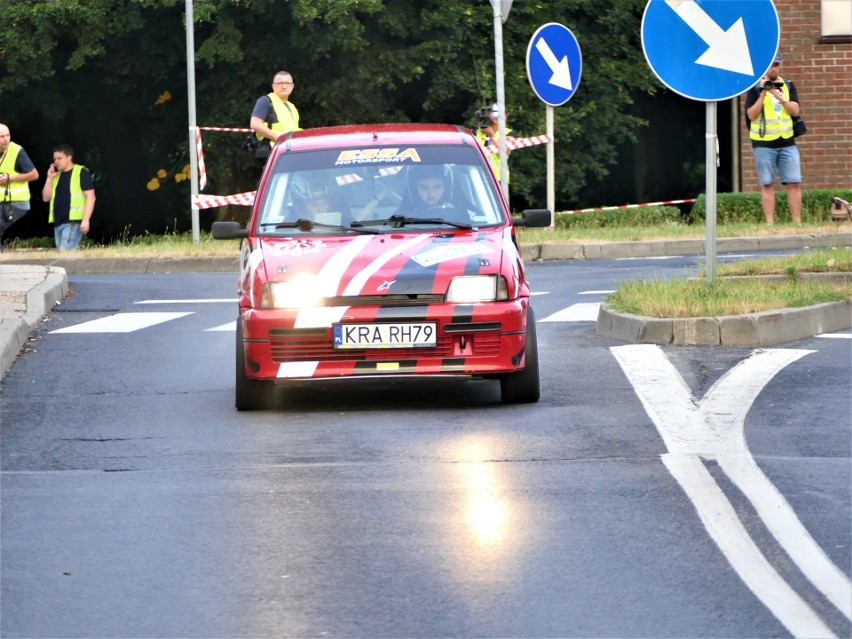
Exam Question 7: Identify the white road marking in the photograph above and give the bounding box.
[205,321,236,332]
[136,299,236,304]
[540,303,600,322]
[579,290,614,295]
[817,333,852,339]
[529,291,549,296]
[50,312,193,334]
[612,344,850,638]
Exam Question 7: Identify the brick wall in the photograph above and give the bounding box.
[739,0,852,192]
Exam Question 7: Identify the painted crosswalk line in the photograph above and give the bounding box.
[50,312,194,334]
[540,303,600,322]
[205,321,237,332]
[135,299,237,305]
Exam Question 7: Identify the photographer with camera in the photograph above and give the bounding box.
[475,103,514,184]
[745,54,802,225]
[0,124,39,251]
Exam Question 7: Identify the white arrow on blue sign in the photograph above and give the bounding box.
[526,23,582,107]
[642,0,779,102]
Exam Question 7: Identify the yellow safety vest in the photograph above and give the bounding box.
[475,128,510,183]
[49,165,88,223]
[0,142,32,203]
[256,93,301,146]
[749,79,794,141]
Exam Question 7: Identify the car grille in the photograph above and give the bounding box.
[268,329,501,362]
[324,294,445,307]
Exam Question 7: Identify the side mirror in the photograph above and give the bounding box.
[211,221,248,240]
[514,209,551,228]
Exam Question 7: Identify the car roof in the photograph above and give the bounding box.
[274,123,479,153]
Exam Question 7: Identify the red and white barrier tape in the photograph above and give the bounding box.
[193,192,256,209]
[198,126,253,132]
[194,128,207,190]
[484,134,553,154]
[559,198,696,214]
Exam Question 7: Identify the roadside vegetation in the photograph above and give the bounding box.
[2,192,850,319]
[605,247,851,318]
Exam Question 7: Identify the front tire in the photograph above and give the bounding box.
[235,319,273,411]
[500,306,540,404]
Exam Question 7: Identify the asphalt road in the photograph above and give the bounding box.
[1,255,850,638]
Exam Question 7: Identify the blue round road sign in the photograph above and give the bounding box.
[526,23,582,107]
[642,0,779,102]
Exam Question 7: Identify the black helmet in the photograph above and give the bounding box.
[407,164,452,202]
[291,173,333,204]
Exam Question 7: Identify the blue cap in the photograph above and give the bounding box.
[772,54,783,65]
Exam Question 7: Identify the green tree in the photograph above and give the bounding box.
[0,0,669,241]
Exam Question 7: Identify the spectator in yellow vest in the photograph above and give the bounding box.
[0,123,39,251]
[250,71,301,148]
[42,145,96,251]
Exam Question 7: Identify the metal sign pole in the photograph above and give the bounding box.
[546,105,555,226]
[705,101,718,286]
[185,0,200,242]
[492,2,509,202]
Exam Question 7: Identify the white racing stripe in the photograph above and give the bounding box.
[612,344,850,638]
[50,312,193,334]
[344,234,431,295]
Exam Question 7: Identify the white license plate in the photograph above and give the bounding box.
[333,322,437,349]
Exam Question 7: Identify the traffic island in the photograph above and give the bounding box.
[596,299,852,347]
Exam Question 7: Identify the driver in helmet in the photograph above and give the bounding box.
[407,164,453,212]
[291,173,335,216]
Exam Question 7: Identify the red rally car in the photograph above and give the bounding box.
[213,123,551,410]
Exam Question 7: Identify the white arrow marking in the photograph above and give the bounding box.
[535,37,573,90]
[665,0,754,76]
[613,345,851,636]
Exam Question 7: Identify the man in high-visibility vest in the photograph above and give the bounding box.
[0,123,39,250]
[249,70,302,166]
[745,54,803,225]
[475,103,514,184]
[42,144,96,251]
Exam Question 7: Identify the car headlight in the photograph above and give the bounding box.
[446,275,509,303]
[260,275,322,308]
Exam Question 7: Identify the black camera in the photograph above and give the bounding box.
[763,80,783,91]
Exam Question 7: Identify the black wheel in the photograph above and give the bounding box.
[235,320,273,411]
[500,306,540,404]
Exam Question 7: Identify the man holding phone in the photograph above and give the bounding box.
[42,144,96,250]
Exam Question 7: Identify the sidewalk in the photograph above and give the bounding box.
[1,233,850,380]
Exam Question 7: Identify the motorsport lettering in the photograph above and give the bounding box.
[336,148,422,166]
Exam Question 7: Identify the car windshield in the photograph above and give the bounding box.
[254,144,504,235]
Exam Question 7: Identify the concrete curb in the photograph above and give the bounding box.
[1,266,68,379]
[0,255,241,274]
[596,299,852,346]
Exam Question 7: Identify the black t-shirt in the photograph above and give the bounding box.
[744,79,799,148]
[52,167,94,225]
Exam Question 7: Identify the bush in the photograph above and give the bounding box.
[689,188,852,224]
[554,205,682,229]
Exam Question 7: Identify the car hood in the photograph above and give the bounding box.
[253,228,520,298]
